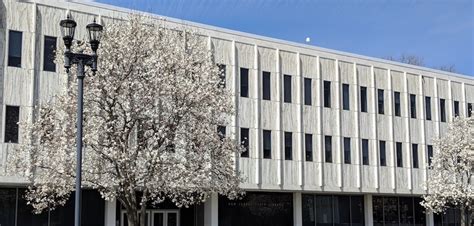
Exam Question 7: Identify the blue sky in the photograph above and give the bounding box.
[96,0,474,75]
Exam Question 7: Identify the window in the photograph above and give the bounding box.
[344,137,351,164]
[262,71,271,100]
[468,103,473,117]
[362,139,369,165]
[304,78,312,105]
[284,75,292,103]
[425,96,432,120]
[396,142,403,167]
[427,145,433,166]
[8,30,22,67]
[324,81,331,108]
[394,92,401,116]
[217,64,226,88]
[240,68,249,97]
[379,141,386,166]
[378,89,384,114]
[410,94,417,118]
[284,132,292,160]
[240,128,249,157]
[440,99,446,122]
[454,100,460,117]
[373,196,426,226]
[263,130,271,159]
[43,36,57,72]
[217,126,226,140]
[324,136,332,163]
[412,144,419,168]
[303,195,365,226]
[342,83,350,110]
[360,86,367,112]
[5,106,20,143]
[305,134,313,161]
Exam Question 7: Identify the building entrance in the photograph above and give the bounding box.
[121,210,180,226]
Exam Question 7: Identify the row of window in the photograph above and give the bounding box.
[238,127,433,168]
[227,66,473,119]
[7,30,57,71]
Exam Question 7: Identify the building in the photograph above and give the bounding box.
[0,0,472,225]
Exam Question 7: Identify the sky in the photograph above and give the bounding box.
[95,0,474,76]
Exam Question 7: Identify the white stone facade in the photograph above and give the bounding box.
[0,0,473,226]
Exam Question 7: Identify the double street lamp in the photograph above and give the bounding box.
[59,15,103,226]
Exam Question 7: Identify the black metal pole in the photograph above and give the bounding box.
[75,60,85,226]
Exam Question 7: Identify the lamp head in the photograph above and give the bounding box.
[59,15,77,51]
[86,18,103,53]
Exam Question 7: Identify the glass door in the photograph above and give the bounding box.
[151,210,179,226]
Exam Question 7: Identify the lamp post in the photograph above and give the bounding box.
[60,15,103,226]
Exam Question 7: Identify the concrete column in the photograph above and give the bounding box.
[104,199,117,226]
[204,194,219,226]
[426,211,435,226]
[364,194,373,226]
[293,192,302,226]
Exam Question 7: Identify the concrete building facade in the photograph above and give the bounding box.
[0,0,472,226]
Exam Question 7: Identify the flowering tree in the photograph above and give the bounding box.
[6,17,242,226]
[421,117,474,226]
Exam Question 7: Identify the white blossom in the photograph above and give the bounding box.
[5,16,242,226]
[421,116,474,225]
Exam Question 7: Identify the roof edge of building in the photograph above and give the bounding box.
[22,0,473,80]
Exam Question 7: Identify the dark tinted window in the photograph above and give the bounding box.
[304,78,312,105]
[394,91,401,116]
[427,145,433,166]
[240,68,249,97]
[218,192,293,226]
[414,197,426,225]
[8,30,22,67]
[325,136,332,163]
[48,190,105,226]
[284,75,292,103]
[396,142,403,167]
[399,197,414,224]
[454,100,460,117]
[360,86,367,112]
[324,81,331,108]
[0,188,16,226]
[217,64,226,88]
[43,36,57,72]
[425,96,432,120]
[263,130,271,159]
[303,195,364,226]
[262,71,271,100]
[342,83,350,110]
[412,144,419,168]
[384,197,399,224]
[379,140,386,166]
[5,106,20,143]
[378,89,384,114]
[344,137,351,164]
[285,132,292,160]
[240,128,249,157]
[217,126,226,140]
[305,134,313,161]
[351,196,365,225]
[468,103,473,117]
[334,196,351,225]
[316,196,333,225]
[362,139,369,165]
[373,196,426,226]
[410,94,417,118]
[440,99,446,122]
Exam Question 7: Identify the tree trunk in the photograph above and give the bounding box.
[127,208,138,226]
[461,207,467,226]
[140,202,147,226]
